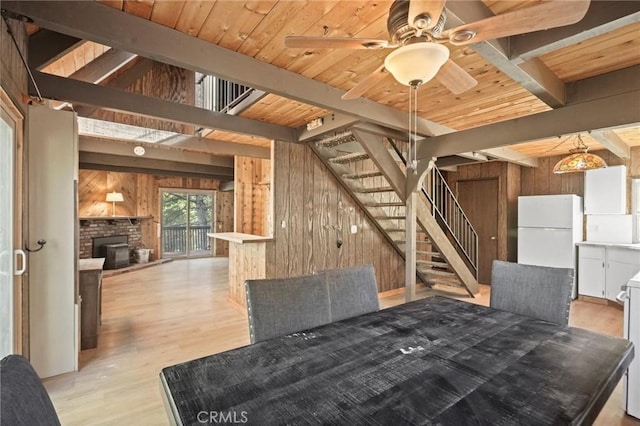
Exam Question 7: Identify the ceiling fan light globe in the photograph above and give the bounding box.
[384,43,449,86]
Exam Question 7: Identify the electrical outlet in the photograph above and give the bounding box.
[350,225,358,234]
[281,220,286,228]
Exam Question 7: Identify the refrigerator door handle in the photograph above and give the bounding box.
[616,286,629,303]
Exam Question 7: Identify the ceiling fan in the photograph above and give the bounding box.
[285,0,591,100]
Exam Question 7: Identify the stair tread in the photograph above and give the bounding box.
[416,260,450,268]
[354,186,394,193]
[416,250,440,256]
[363,202,404,207]
[329,152,369,164]
[417,268,457,278]
[343,171,383,179]
[316,135,356,147]
[374,215,405,220]
[428,278,464,289]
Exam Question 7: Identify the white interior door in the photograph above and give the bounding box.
[28,105,78,378]
[0,106,16,358]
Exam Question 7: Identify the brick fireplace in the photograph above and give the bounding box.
[79,218,143,259]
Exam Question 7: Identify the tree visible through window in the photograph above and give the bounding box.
[161,191,213,258]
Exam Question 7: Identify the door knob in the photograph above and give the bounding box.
[490,236,497,240]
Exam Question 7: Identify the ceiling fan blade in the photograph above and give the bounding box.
[436,59,477,95]
[284,36,393,50]
[408,0,446,31]
[342,64,388,100]
[447,0,591,45]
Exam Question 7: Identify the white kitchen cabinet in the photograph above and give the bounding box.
[578,245,606,298]
[607,247,640,300]
[584,165,627,215]
[578,243,640,302]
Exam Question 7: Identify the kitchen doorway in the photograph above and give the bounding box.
[160,190,214,259]
[456,179,499,284]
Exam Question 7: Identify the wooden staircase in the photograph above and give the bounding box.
[310,129,479,297]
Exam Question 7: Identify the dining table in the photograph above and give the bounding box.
[160,296,634,425]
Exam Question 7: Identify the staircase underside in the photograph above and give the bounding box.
[311,130,479,298]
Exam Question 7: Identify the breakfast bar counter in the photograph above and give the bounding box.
[208,233,273,306]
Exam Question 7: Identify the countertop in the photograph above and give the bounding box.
[79,258,105,271]
[577,241,640,250]
[207,232,273,244]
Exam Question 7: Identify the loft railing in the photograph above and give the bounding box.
[385,137,478,278]
[196,74,254,114]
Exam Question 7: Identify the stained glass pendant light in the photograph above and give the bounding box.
[552,135,607,174]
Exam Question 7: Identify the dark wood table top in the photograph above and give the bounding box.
[160,296,634,425]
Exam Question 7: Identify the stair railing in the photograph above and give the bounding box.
[385,138,479,279]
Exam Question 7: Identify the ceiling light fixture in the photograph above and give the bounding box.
[552,134,608,174]
[384,42,449,173]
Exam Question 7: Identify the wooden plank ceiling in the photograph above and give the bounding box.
[39,0,640,158]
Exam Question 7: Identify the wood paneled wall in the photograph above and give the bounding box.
[266,141,405,293]
[234,156,271,236]
[520,149,627,197]
[0,19,27,111]
[78,169,233,256]
[444,161,521,262]
[90,62,195,134]
[214,191,234,256]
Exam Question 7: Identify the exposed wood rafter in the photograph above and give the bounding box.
[415,89,640,173]
[510,1,640,62]
[79,152,233,180]
[79,135,235,167]
[589,130,631,159]
[33,71,296,142]
[2,0,450,137]
[28,28,83,69]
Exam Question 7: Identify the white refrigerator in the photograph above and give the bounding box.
[518,195,583,298]
[619,272,640,419]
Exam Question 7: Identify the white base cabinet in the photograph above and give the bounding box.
[578,243,640,301]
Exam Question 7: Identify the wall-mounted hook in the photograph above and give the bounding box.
[25,239,46,252]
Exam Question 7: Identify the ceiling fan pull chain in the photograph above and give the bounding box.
[408,84,418,175]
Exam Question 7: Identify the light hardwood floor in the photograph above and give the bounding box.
[44,258,639,425]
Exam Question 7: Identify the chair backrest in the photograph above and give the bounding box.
[490,260,573,325]
[319,264,380,322]
[0,354,61,426]
[245,274,331,344]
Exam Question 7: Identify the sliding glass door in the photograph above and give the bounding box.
[161,190,214,258]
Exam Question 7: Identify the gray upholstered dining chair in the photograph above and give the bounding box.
[319,264,380,322]
[0,354,61,426]
[490,260,573,325]
[245,274,331,344]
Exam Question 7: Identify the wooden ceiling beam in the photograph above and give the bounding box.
[74,57,155,119]
[79,152,234,180]
[510,1,640,62]
[33,71,297,142]
[158,135,271,159]
[68,49,136,84]
[28,28,83,69]
[477,147,539,168]
[415,89,640,170]
[3,0,450,137]
[79,135,235,167]
[445,1,565,107]
[589,130,631,159]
